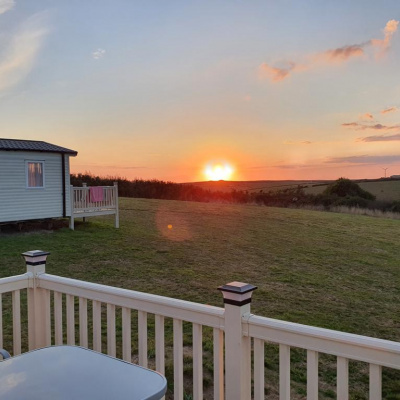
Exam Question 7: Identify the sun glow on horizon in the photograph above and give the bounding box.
[204,162,234,181]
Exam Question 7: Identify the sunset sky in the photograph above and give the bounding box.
[1,0,400,182]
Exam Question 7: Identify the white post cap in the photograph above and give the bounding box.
[22,250,50,266]
[218,281,257,306]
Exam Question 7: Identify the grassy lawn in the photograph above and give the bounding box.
[1,197,400,398]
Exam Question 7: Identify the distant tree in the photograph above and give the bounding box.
[323,178,375,200]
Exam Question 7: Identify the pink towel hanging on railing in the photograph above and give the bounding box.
[90,187,104,202]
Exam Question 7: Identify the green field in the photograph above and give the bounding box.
[1,198,400,398]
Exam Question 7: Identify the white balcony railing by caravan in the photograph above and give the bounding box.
[1,251,400,400]
[70,183,119,230]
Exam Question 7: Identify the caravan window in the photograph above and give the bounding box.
[26,161,45,188]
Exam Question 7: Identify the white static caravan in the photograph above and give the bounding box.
[0,138,78,223]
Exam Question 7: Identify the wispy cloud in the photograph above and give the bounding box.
[316,44,365,63]
[272,164,310,169]
[92,48,106,60]
[0,12,49,93]
[259,62,297,82]
[361,113,374,120]
[342,122,400,131]
[284,140,313,145]
[74,164,149,169]
[342,122,359,128]
[381,106,398,115]
[260,19,398,82]
[0,0,15,15]
[326,155,400,164]
[359,134,400,142]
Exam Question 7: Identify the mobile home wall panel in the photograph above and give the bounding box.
[0,151,72,223]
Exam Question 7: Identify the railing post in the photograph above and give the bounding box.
[114,181,119,228]
[69,185,75,230]
[23,250,51,350]
[219,282,257,400]
[82,183,87,222]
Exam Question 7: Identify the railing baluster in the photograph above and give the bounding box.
[138,310,148,367]
[173,318,183,400]
[54,291,63,345]
[107,303,116,357]
[192,323,203,400]
[369,364,382,400]
[279,344,290,400]
[79,297,88,347]
[254,338,265,400]
[92,300,102,352]
[0,294,2,349]
[213,328,224,400]
[66,294,75,345]
[307,350,318,400]
[155,315,165,374]
[122,307,131,362]
[12,290,21,355]
[337,356,349,400]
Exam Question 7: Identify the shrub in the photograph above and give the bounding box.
[332,196,369,208]
[390,201,400,213]
[323,178,375,200]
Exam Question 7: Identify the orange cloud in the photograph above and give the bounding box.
[381,106,398,114]
[371,20,399,51]
[260,19,398,83]
[260,44,365,82]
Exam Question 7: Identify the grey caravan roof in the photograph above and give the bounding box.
[0,139,78,156]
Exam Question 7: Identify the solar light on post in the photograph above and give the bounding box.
[218,281,257,400]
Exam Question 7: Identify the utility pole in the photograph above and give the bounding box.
[382,167,389,178]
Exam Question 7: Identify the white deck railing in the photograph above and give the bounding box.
[70,183,119,230]
[1,250,400,400]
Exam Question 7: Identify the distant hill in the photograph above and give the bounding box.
[184,179,330,193]
[186,178,400,201]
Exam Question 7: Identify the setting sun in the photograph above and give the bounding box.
[204,163,234,181]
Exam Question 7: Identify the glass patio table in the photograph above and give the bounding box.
[0,345,167,399]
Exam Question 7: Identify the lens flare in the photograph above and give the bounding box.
[204,163,233,181]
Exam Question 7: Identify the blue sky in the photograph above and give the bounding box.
[1,0,399,181]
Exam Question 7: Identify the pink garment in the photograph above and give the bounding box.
[90,187,104,202]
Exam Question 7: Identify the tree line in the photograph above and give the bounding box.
[71,174,400,213]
